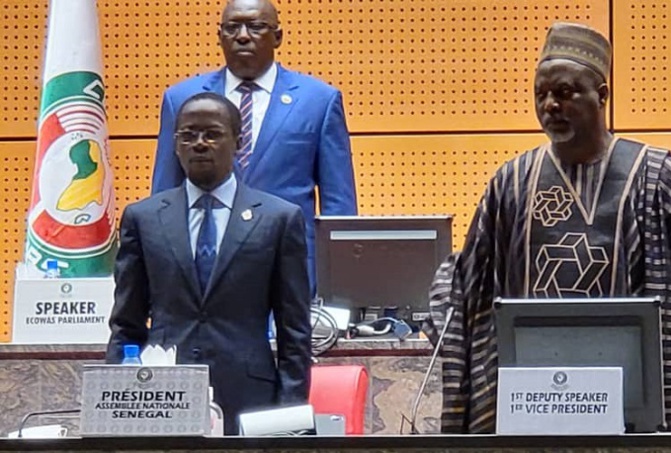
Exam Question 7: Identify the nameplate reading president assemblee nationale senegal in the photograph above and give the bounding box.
[496,367,624,435]
[80,365,210,437]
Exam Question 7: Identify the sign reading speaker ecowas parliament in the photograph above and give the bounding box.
[496,367,624,435]
[80,365,210,437]
[12,264,114,344]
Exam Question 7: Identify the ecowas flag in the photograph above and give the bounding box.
[25,0,117,277]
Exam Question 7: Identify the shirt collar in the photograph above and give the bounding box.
[225,62,277,96]
[186,173,237,209]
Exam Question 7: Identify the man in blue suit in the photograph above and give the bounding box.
[152,0,358,292]
[107,93,312,435]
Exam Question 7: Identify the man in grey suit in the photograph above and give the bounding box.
[106,92,312,435]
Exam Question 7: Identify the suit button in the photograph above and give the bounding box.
[192,347,201,358]
[199,312,207,323]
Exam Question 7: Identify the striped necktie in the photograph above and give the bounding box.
[194,194,225,293]
[236,82,256,170]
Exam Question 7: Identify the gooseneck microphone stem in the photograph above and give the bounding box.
[17,409,80,438]
[410,306,455,434]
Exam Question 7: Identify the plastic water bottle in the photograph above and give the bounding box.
[44,259,60,279]
[121,344,142,365]
[207,386,224,436]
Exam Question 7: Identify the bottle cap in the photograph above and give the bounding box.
[383,306,399,319]
[123,344,140,357]
[46,259,58,271]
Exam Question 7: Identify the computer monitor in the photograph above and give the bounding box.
[494,297,664,433]
[315,215,452,323]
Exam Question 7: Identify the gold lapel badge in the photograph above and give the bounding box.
[242,209,253,221]
[281,94,292,105]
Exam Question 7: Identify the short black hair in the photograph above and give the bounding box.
[175,92,241,137]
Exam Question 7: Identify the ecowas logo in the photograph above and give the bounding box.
[551,371,569,391]
[136,368,154,384]
[60,282,73,296]
[26,71,116,274]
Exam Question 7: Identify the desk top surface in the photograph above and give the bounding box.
[0,339,433,360]
[3,434,671,452]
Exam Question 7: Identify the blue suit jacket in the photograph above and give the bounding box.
[106,182,312,435]
[152,64,358,290]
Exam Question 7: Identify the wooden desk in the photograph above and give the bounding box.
[0,340,439,436]
[2,434,671,453]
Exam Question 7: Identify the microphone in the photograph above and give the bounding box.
[17,409,80,438]
[402,306,455,434]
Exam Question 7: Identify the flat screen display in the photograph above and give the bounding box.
[494,298,664,433]
[316,216,452,322]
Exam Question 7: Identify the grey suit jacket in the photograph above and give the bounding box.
[106,182,312,434]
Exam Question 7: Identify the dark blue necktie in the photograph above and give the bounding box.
[194,194,224,293]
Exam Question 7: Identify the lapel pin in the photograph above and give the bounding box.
[242,209,253,221]
[281,94,292,104]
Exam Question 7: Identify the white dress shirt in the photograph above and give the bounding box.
[186,174,237,259]
[224,63,277,152]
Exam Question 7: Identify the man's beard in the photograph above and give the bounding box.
[545,127,576,144]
